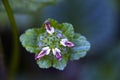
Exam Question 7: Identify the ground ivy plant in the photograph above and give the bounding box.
[20,18,90,70]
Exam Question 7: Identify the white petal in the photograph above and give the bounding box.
[52,48,62,60]
[65,41,75,47]
[46,27,54,35]
[46,48,50,55]
[35,50,46,60]
[55,48,61,52]
[45,20,54,34]
[42,46,49,50]
[61,38,68,42]
[52,48,61,55]
[52,49,56,55]
[60,38,74,47]
[60,38,68,46]
[35,47,50,60]
[42,47,50,55]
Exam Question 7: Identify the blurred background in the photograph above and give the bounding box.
[0,0,120,80]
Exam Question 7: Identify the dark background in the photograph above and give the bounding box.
[0,0,120,80]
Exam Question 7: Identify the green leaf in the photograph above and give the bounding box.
[60,23,74,39]
[37,56,52,69]
[53,53,69,70]
[20,28,41,53]
[48,18,60,29]
[70,33,90,60]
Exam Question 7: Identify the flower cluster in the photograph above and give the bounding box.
[35,20,74,61]
[20,18,90,70]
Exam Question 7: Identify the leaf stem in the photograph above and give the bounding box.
[2,0,20,80]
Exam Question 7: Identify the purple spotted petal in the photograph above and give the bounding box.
[57,33,62,38]
[35,47,50,60]
[55,51,62,60]
[45,20,51,31]
[65,41,75,47]
[35,50,47,60]
[52,48,62,60]
[45,20,54,34]
[60,39,75,47]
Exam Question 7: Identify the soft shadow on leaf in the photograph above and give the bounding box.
[70,33,90,60]
[20,28,41,53]
[60,23,74,39]
[53,53,69,70]
[37,56,52,68]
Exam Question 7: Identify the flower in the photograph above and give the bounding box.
[20,18,90,70]
[35,21,75,60]
[52,48,62,60]
[57,33,62,38]
[45,20,54,35]
[60,39,75,47]
[35,47,50,60]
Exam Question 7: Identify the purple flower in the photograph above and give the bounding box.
[60,39,74,47]
[45,20,54,35]
[35,21,75,61]
[52,48,62,61]
[57,33,62,38]
[35,47,50,60]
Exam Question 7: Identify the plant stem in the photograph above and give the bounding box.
[2,0,20,80]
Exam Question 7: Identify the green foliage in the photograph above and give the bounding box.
[37,56,52,68]
[70,33,90,60]
[53,53,69,70]
[20,29,41,53]
[60,23,74,39]
[20,18,90,70]
[0,0,58,13]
